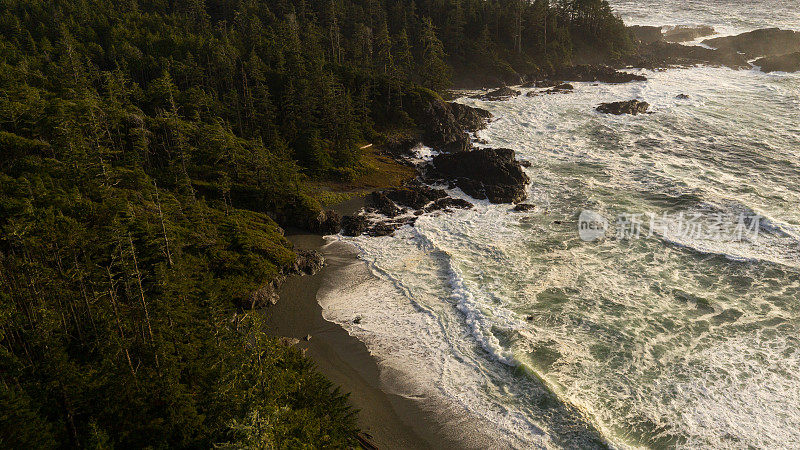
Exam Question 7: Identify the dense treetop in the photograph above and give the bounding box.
[0,0,630,447]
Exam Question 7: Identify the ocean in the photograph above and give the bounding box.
[323,2,800,448]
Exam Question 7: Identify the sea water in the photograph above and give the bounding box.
[323,3,800,448]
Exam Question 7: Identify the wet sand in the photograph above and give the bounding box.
[264,234,470,449]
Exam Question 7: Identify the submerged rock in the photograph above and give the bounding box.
[513,203,536,212]
[596,100,650,115]
[474,86,521,101]
[703,28,800,58]
[755,51,800,73]
[429,148,530,204]
[424,196,474,212]
[675,94,690,99]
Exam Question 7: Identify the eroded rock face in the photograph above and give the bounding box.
[429,148,530,204]
[596,100,650,115]
[341,214,368,237]
[703,28,800,58]
[308,209,341,234]
[292,250,325,275]
[417,97,472,153]
[755,51,800,73]
[449,102,492,132]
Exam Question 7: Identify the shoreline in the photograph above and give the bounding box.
[265,233,500,449]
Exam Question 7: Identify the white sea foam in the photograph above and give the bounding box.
[322,28,800,449]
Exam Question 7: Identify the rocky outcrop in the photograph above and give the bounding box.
[628,41,750,69]
[755,51,800,73]
[629,25,663,45]
[308,209,341,234]
[473,86,521,101]
[596,100,650,115]
[428,148,530,204]
[703,28,800,58]
[407,97,495,153]
[240,249,327,309]
[341,214,369,237]
[382,183,449,209]
[292,250,325,275]
[416,97,472,153]
[449,102,492,132]
[513,203,536,212]
[663,25,715,42]
[552,65,647,83]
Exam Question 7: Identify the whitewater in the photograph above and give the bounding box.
[322,1,800,448]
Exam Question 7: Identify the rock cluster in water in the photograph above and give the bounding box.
[626,26,800,73]
[596,100,650,115]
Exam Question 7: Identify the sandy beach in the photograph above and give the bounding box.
[264,231,503,449]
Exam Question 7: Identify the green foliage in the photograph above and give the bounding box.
[0,0,633,447]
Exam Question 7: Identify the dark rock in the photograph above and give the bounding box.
[371,192,403,217]
[624,41,751,70]
[755,51,800,73]
[596,100,650,115]
[525,315,535,321]
[703,28,800,58]
[553,65,647,83]
[382,134,421,158]
[367,222,397,237]
[292,250,325,275]
[383,183,448,210]
[341,214,368,236]
[429,148,530,204]
[449,102,492,132]
[411,96,472,153]
[629,25,664,45]
[521,79,561,88]
[308,209,341,234]
[553,220,563,225]
[544,83,574,94]
[353,316,362,324]
[474,86,521,101]
[519,160,532,168]
[513,203,536,212]
[424,197,474,212]
[664,25,715,43]
[675,94,690,99]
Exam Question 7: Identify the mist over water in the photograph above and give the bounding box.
[326,2,800,448]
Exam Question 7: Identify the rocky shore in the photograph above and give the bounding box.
[626,26,800,72]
